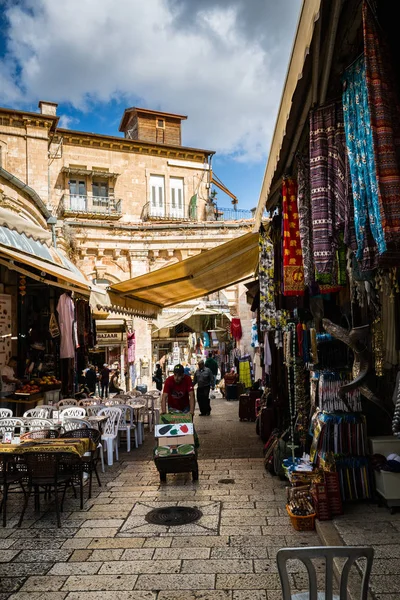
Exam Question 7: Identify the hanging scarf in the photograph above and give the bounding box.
[282,177,304,296]
[230,318,242,341]
[363,1,400,249]
[297,153,314,287]
[259,228,288,330]
[309,102,351,275]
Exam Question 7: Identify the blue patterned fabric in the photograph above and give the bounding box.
[342,55,386,260]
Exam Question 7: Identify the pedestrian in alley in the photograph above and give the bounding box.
[161,364,195,415]
[193,359,215,416]
[100,363,110,399]
[205,351,219,399]
[152,363,163,391]
[85,364,97,395]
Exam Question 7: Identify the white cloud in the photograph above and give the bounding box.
[58,114,78,129]
[0,0,301,162]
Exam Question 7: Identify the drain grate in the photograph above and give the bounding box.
[218,478,235,484]
[145,506,203,526]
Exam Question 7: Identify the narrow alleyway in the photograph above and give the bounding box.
[0,396,323,599]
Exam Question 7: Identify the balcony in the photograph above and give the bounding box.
[142,201,197,222]
[58,194,122,219]
[215,206,255,221]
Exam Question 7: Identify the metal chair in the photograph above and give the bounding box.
[23,407,52,419]
[0,417,25,436]
[60,428,102,498]
[17,451,79,528]
[21,429,59,440]
[23,418,54,432]
[0,409,13,419]
[0,453,27,527]
[117,404,138,451]
[276,546,374,600]
[98,407,122,467]
[60,407,86,420]
[57,399,78,408]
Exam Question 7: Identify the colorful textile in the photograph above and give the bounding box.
[297,153,314,286]
[238,358,252,388]
[251,318,259,348]
[363,1,400,247]
[127,331,135,363]
[259,228,288,331]
[309,102,350,274]
[230,318,242,341]
[0,438,95,457]
[282,177,304,296]
[342,55,386,265]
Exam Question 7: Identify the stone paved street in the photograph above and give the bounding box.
[0,395,327,599]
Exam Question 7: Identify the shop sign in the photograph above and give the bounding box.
[97,331,125,345]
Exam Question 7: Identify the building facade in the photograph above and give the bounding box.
[0,101,254,388]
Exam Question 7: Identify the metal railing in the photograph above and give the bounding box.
[215,206,254,221]
[141,201,197,221]
[59,194,122,218]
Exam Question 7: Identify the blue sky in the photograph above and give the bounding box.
[0,0,302,211]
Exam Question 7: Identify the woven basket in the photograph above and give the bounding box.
[286,504,316,531]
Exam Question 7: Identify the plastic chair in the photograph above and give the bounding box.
[0,418,25,436]
[24,418,54,431]
[62,418,92,432]
[23,407,52,418]
[276,546,374,600]
[117,404,138,451]
[57,399,78,408]
[86,404,106,417]
[60,407,86,420]
[0,409,13,419]
[98,407,121,467]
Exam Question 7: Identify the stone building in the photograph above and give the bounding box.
[0,101,254,388]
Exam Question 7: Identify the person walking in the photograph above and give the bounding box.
[153,363,163,391]
[205,351,218,398]
[85,364,97,395]
[193,359,215,416]
[100,363,110,399]
[161,364,195,415]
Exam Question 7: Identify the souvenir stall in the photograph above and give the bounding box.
[255,0,400,527]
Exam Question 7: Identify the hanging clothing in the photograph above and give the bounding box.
[264,331,272,374]
[56,293,76,359]
[309,102,352,275]
[259,228,288,331]
[202,332,210,348]
[363,1,400,249]
[282,177,305,296]
[127,331,136,363]
[297,153,314,287]
[238,356,252,388]
[250,318,259,348]
[342,55,385,266]
[253,351,263,382]
[230,318,242,341]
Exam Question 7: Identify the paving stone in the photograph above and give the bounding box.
[0,549,20,562]
[220,527,262,536]
[154,548,210,560]
[371,545,400,559]
[134,574,215,590]
[99,560,181,574]
[181,559,253,574]
[64,593,156,600]
[20,576,68,591]
[143,538,172,548]
[74,527,120,538]
[222,509,277,517]
[233,592,267,600]
[61,575,138,591]
[211,547,269,560]
[69,549,93,562]
[371,559,400,574]
[216,574,281,589]
[369,575,400,594]
[88,548,124,561]
[0,562,53,576]
[157,593,232,600]
[0,539,17,549]
[48,562,102,575]
[62,539,92,549]
[8,593,67,600]
[220,516,268,526]
[230,536,286,547]
[81,519,125,528]
[15,549,72,563]
[88,538,145,549]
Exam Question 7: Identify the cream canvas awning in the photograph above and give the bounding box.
[110,232,259,308]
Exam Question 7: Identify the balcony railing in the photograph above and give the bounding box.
[58,194,122,219]
[215,206,255,221]
[142,201,197,222]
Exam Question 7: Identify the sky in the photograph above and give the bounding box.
[0,0,302,211]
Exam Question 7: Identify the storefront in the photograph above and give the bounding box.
[93,319,127,391]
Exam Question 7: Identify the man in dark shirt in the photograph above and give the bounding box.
[193,360,215,416]
[205,352,218,378]
[100,363,110,399]
[85,365,97,394]
[161,364,195,415]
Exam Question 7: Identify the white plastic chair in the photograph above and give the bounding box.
[23,407,52,418]
[60,407,86,420]
[98,407,122,467]
[57,398,78,408]
[276,546,374,600]
[117,404,138,451]
[0,409,13,419]
[0,417,25,435]
[62,418,92,432]
[23,418,54,431]
[86,404,106,417]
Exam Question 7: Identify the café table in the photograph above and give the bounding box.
[0,437,96,457]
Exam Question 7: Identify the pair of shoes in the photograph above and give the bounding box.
[206,412,211,416]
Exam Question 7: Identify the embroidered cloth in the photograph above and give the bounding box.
[282,177,305,296]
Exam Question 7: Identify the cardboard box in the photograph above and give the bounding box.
[158,434,194,446]
[155,423,194,438]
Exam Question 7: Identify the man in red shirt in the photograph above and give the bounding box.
[161,364,195,415]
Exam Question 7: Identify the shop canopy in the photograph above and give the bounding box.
[110,232,259,309]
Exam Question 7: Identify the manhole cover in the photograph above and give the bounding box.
[145,506,203,526]
[218,478,235,484]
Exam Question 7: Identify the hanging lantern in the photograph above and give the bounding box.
[19,275,26,297]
